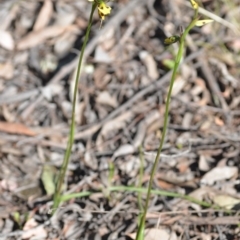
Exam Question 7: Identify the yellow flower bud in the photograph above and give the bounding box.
[190,0,199,9]
[164,36,180,45]
[195,19,214,26]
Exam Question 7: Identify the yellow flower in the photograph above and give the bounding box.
[190,0,198,9]
[88,0,111,27]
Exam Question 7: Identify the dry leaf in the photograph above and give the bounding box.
[201,166,238,185]
[22,225,47,239]
[214,116,224,126]
[75,102,85,125]
[96,91,117,108]
[213,195,240,209]
[117,156,139,177]
[96,111,133,151]
[94,45,113,63]
[209,57,238,87]
[75,124,101,140]
[54,31,77,57]
[84,152,98,170]
[55,11,76,27]
[139,51,159,80]
[17,25,70,50]
[2,105,15,122]
[128,228,177,240]
[23,218,38,231]
[0,62,14,79]
[199,155,211,171]
[33,0,53,31]
[171,76,186,96]
[231,38,240,52]
[133,121,146,148]
[101,111,133,138]
[157,179,174,190]
[179,187,212,211]
[200,233,211,240]
[0,121,36,136]
[0,30,14,50]
[113,144,135,158]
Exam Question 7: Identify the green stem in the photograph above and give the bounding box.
[136,9,199,240]
[137,146,144,212]
[52,3,97,214]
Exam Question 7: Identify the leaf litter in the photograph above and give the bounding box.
[0,0,240,239]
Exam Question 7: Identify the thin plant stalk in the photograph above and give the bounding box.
[60,186,212,208]
[135,8,199,240]
[136,146,144,231]
[137,145,144,212]
[53,3,97,213]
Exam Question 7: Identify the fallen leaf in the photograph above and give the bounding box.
[0,122,36,136]
[94,45,113,63]
[0,62,14,79]
[117,156,139,177]
[101,111,133,138]
[84,152,98,170]
[231,38,240,52]
[200,233,211,240]
[33,0,53,31]
[96,91,117,108]
[128,228,177,240]
[54,31,77,57]
[157,179,174,190]
[177,187,212,211]
[0,30,14,50]
[213,195,240,209]
[17,25,70,50]
[214,116,224,126]
[2,105,15,122]
[171,76,186,96]
[23,218,38,231]
[22,225,47,239]
[139,51,159,80]
[113,144,135,158]
[199,155,211,172]
[133,120,146,148]
[201,166,238,185]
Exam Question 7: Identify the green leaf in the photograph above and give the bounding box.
[162,59,175,69]
[13,212,20,224]
[41,164,56,195]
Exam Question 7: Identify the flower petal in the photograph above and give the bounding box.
[98,2,111,15]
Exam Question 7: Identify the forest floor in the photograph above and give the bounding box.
[0,0,240,239]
